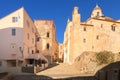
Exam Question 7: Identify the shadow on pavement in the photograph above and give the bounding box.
[57,61,120,80]
[40,63,59,72]
[12,61,120,80]
[12,74,53,80]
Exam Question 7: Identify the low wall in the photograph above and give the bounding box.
[21,66,42,73]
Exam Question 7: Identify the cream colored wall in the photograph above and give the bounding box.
[87,19,120,53]
[63,21,73,63]
[72,24,93,61]
[0,8,24,60]
[0,7,48,68]
[0,8,24,29]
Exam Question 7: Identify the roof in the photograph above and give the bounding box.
[93,4,102,10]
[0,7,24,20]
[80,22,93,26]
[94,16,120,23]
[25,54,48,61]
[87,16,120,23]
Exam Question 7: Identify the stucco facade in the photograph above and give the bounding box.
[34,20,59,64]
[0,7,48,71]
[64,5,120,64]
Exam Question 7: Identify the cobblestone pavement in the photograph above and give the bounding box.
[36,63,93,79]
[12,63,95,80]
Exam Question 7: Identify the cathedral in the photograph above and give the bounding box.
[63,5,120,64]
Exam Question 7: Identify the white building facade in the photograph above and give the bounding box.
[0,7,48,72]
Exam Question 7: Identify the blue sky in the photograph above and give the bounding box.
[0,0,120,43]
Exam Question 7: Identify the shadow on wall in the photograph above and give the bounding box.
[63,61,120,80]
[95,61,120,80]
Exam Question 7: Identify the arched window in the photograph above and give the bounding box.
[111,25,115,31]
[96,12,100,17]
[46,43,50,50]
[47,32,49,38]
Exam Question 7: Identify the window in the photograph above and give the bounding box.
[83,39,86,43]
[96,12,100,17]
[32,50,34,54]
[101,24,103,28]
[46,43,50,50]
[12,17,18,22]
[27,20,30,27]
[37,37,40,41]
[12,28,16,36]
[36,50,39,53]
[96,35,99,40]
[0,61,2,66]
[28,47,30,54]
[111,26,115,31]
[47,32,49,38]
[27,33,29,39]
[7,61,16,67]
[83,27,86,31]
[32,38,34,43]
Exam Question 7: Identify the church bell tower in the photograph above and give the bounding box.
[72,7,81,24]
[91,5,103,18]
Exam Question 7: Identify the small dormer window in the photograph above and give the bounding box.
[111,25,115,31]
[12,17,18,22]
[96,12,100,17]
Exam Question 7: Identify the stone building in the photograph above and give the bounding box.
[58,43,64,62]
[63,5,120,64]
[34,20,59,64]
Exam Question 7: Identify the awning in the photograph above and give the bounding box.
[25,53,48,62]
